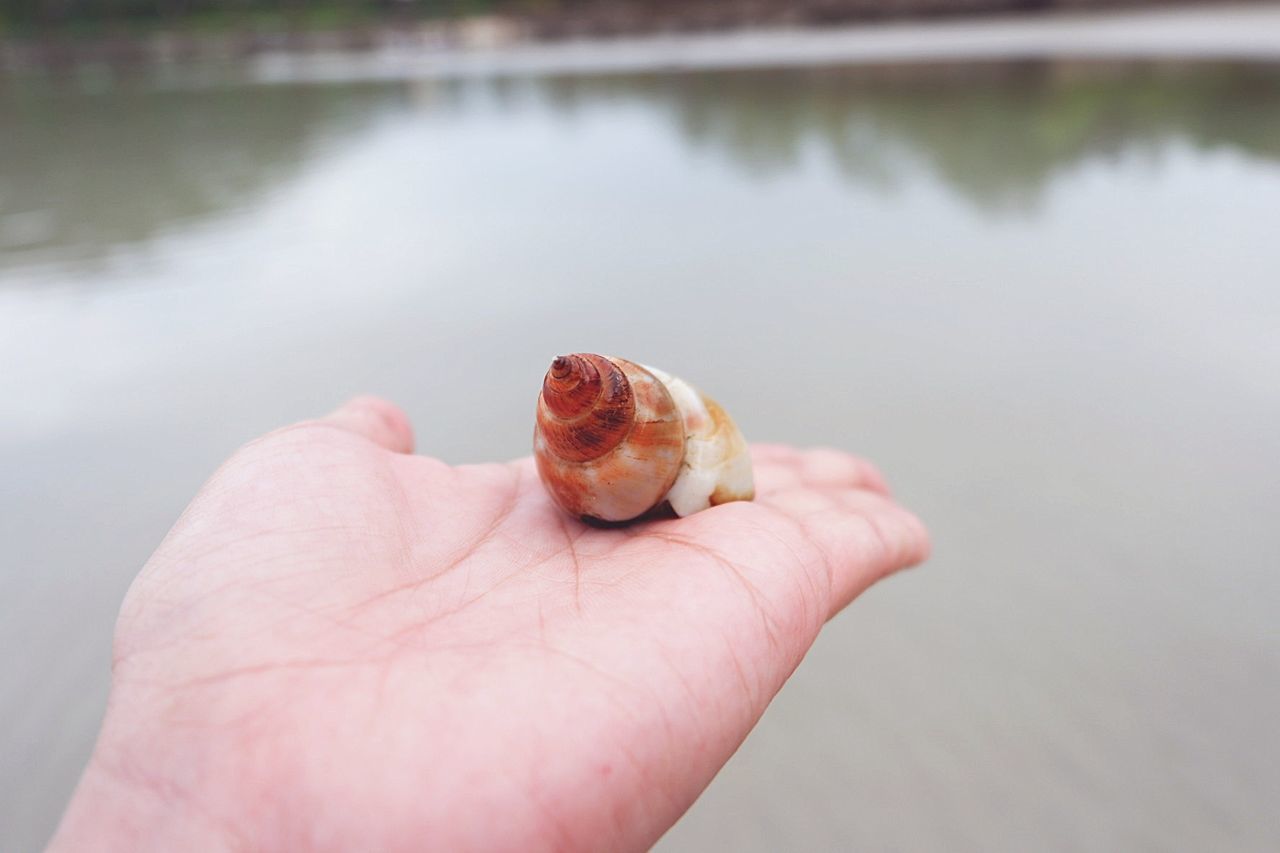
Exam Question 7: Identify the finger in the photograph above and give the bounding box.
[753,484,837,517]
[797,448,892,496]
[750,443,801,464]
[751,460,804,495]
[750,445,891,498]
[320,396,415,454]
[805,498,932,616]
[834,490,932,571]
[768,484,931,569]
[750,481,930,610]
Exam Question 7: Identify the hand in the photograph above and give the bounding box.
[52,397,930,852]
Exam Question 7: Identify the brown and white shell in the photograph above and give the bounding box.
[534,353,754,523]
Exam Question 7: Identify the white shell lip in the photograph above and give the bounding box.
[641,363,754,517]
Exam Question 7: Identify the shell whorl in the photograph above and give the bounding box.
[534,354,688,522]
[537,354,636,462]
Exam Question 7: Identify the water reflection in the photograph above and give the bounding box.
[4,61,1280,276]
[529,61,1280,211]
[0,82,401,270]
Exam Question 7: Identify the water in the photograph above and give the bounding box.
[2,60,1279,851]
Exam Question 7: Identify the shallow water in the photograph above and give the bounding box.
[2,61,1279,851]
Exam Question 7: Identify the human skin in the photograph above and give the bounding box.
[50,396,930,852]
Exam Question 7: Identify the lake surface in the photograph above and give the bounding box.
[2,59,1279,851]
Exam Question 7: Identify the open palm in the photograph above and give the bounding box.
[53,397,930,852]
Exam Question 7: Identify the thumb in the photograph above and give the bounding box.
[320,396,415,454]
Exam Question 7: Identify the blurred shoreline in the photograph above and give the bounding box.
[3,2,1280,80]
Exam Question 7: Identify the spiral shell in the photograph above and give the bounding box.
[534,353,754,523]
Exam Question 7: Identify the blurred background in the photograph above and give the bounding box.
[2,1,1279,850]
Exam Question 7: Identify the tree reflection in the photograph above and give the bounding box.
[0,81,402,271]
[4,61,1278,276]
[529,61,1280,212]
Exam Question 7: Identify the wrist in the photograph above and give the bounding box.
[49,734,239,852]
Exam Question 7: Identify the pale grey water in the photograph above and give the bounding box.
[2,61,1279,851]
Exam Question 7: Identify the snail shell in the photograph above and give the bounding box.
[534,353,754,523]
